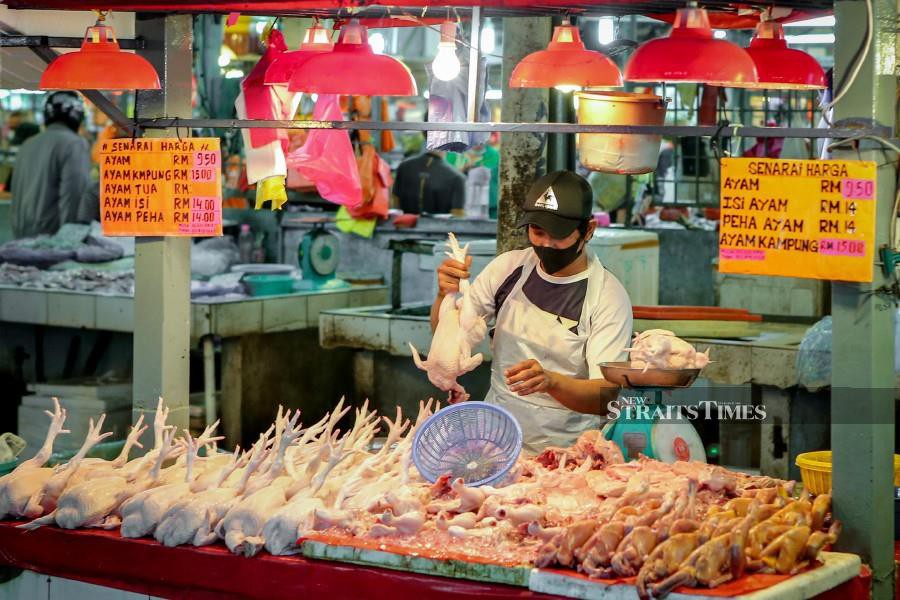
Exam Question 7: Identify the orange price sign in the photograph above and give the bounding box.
[100,138,223,237]
[718,157,877,283]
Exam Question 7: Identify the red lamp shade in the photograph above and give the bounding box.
[289,20,416,96]
[264,23,333,86]
[743,21,826,90]
[509,21,622,91]
[624,6,758,86]
[40,24,160,90]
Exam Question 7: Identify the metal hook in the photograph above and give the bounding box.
[710,119,730,161]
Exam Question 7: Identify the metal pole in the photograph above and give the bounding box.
[203,336,216,428]
[830,2,897,600]
[547,16,566,172]
[466,7,482,123]
[132,13,192,441]
[496,17,551,254]
[133,117,891,140]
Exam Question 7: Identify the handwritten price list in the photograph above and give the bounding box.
[718,158,877,283]
[99,138,223,237]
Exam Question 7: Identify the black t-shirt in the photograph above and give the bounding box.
[393,152,465,215]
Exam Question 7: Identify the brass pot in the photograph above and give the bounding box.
[576,91,669,175]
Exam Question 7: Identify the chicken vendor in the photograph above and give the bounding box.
[432,170,632,452]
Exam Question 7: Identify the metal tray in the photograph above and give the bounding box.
[599,362,701,389]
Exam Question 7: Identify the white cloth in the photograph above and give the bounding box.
[465,166,491,218]
[235,88,293,185]
[467,248,632,452]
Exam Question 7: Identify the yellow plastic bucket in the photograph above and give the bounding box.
[575,91,669,175]
[795,450,900,495]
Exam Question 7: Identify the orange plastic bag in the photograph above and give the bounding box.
[349,143,392,220]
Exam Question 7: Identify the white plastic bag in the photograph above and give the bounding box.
[796,316,832,391]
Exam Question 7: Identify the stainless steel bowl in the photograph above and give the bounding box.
[599,361,701,388]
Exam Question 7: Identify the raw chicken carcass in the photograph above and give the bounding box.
[23,415,113,518]
[627,330,711,371]
[20,427,183,531]
[409,233,487,403]
[217,410,306,556]
[154,436,265,548]
[119,424,224,539]
[0,399,69,519]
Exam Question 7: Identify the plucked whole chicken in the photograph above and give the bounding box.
[409,233,488,403]
[627,329,711,371]
[2,396,839,599]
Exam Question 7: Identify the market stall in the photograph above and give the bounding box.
[0,523,870,600]
[0,398,871,600]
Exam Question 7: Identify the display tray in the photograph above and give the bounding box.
[529,552,861,600]
[0,522,864,600]
[0,522,551,600]
[302,537,532,587]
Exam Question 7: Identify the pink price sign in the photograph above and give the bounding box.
[721,248,766,261]
[841,178,874,200]
[819,238,866,257]
[178,196,221,235]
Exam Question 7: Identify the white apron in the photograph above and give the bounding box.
[484,253,607,453]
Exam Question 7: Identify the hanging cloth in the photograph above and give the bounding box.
[426,55,489,152]
[236,29,297,209]
[349,143,392,220]
[335,205,377,238]
[241,28,289,149]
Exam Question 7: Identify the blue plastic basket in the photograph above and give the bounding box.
[412,402,523,487]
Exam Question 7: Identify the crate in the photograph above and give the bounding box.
[796,450,900,494]
[18,378,132,461]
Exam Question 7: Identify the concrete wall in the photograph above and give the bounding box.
[655,229,719,306]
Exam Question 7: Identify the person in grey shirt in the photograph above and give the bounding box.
[10,92,92,239]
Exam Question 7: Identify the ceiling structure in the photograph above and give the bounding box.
[2,1,832,24]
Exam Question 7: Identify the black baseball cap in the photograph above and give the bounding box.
[516,170,593,239]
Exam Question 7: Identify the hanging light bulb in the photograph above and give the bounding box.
[289,19,416,96]
[432,21,461,81]
[742,17,826,90]
[597,17,615,45]
[369,32,387,54]
[624,2,757,86]
[39,11,160,90]
[481,22,496,54]
[509,19,622,91]
[264,22,333,86]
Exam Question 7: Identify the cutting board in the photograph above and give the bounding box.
[633,306,762,322]
[633,319,760,339]
[301,539,532,587]
[528,551,861,600]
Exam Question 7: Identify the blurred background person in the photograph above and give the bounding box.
[10,92,92,238]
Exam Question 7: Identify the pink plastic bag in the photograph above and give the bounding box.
[287,94,362,208]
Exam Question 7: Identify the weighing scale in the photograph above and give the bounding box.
[295,219,350,291]
[600,362,706,463]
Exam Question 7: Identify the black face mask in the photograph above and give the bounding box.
[532,233,585,274]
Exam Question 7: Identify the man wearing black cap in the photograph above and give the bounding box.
[433,170,632,452]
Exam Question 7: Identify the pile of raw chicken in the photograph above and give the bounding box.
[1,398,839,599]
